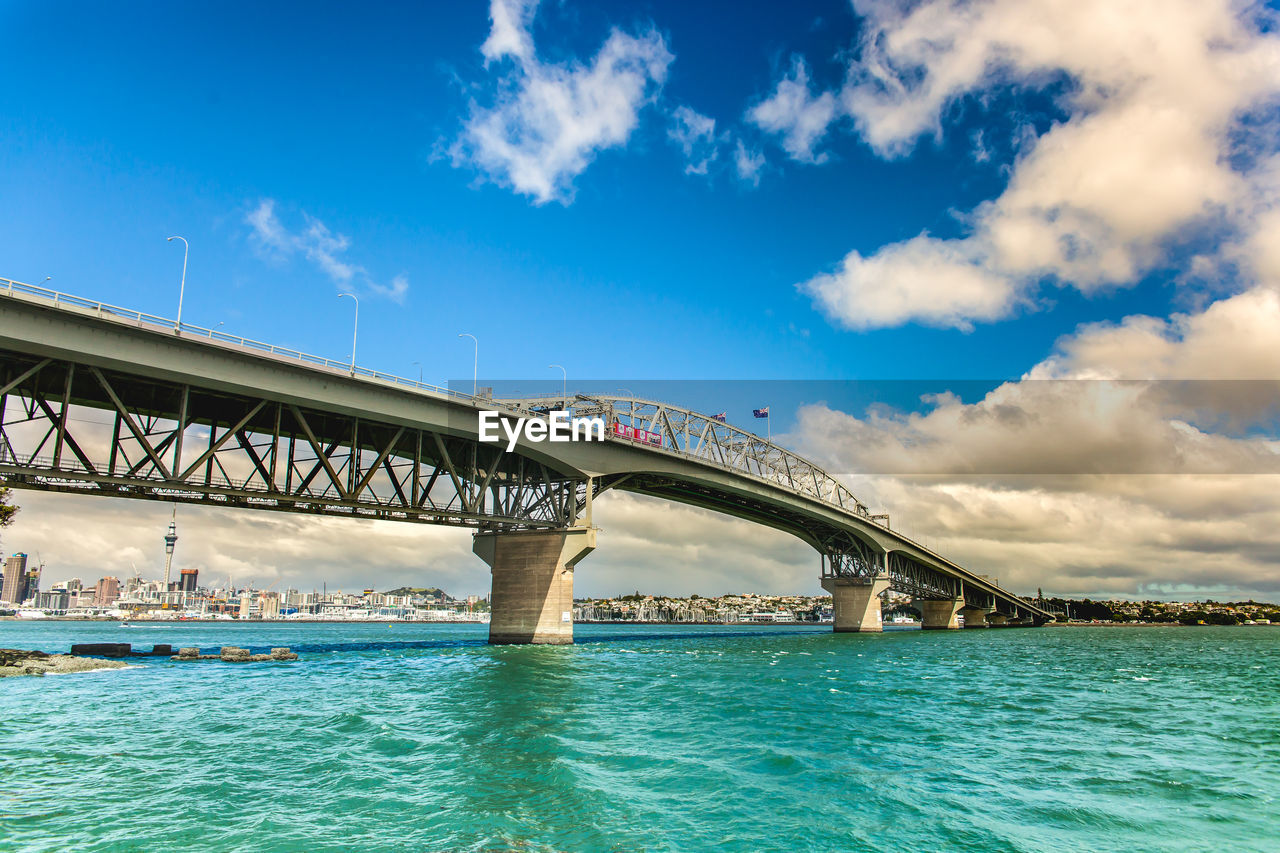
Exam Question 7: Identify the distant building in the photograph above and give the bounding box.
[179,569,198,592]
[22,563,40,603]
[1,553,29,604]
[36,589,70,611]
[93,576,120,607]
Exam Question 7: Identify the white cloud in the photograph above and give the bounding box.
[824,472,1280,599]
[453,0,673,204]
[789,283,1280,598]
[797,380,1280,478]
[481,0,537,66]
[245,199,408,303]
[297,216,358,285]
[733,140,766,187]
[8,491,484,597]
[668,105,721,175]
[802,233,1019,330]
[791,0,1280,329]
[747,56,838,163]
[1034,286,1280,381]
[1241,154,1280,286]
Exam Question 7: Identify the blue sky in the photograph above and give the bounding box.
[6,0,1280,599]
[2,1,1186,413]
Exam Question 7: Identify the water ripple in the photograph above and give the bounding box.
[2,623,1278,851]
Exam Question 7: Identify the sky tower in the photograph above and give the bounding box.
[163,508,178,602]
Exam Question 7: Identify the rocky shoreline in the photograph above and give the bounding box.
[0,648,131,678]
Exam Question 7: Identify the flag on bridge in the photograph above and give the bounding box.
[712,412,727,422]
[753,407,769,418]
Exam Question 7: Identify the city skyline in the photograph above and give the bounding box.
[3,0,1280,600]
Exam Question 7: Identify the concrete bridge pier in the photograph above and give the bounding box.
[917,597,964,630]
[959,605,995,628]
[473,527,597,645]
[821,575,890,632]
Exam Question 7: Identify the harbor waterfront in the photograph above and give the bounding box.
[2,621,1278,852]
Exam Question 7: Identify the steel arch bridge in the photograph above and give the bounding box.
[0,277,1051,628]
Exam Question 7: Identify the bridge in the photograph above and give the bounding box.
[0,277,1052,643]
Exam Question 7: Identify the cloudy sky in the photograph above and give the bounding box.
[3,0,1279,600]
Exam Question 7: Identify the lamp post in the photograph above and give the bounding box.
[458,333,477,396]
[166,236,188,331]
[549,364,567,409]
[338,293,358,373]
[411,361,423,385]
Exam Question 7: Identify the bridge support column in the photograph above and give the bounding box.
[821,575,890,633]
[959,606,994,628]
[473,527,597,645]
[917,597,964,630]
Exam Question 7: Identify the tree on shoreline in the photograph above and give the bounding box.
[0,487,17,532]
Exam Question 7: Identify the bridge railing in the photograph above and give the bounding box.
[0,276,477,404]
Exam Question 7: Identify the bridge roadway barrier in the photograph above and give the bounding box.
[473,527,596,644]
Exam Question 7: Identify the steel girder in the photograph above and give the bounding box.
[0,353,588,530]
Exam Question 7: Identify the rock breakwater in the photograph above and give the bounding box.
[0,648,131,678]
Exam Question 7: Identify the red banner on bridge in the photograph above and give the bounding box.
[612,422,663,447]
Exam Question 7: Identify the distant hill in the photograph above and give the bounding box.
[382,587,447,598]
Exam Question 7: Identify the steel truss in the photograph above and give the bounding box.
[819,533,968,602]
[504,395,889,527]
[819,530,882,580]
[886,551,961,600]
[0,353,588,530]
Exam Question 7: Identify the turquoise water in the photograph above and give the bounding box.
[1,622,1277,852]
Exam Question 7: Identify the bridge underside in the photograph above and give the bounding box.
[0,351,590,531]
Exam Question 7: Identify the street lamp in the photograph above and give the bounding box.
[338,293,359,373]
[549,364,566,409]
[458,333,477,396]
[166,236,189,331]
[411,361,423,385]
